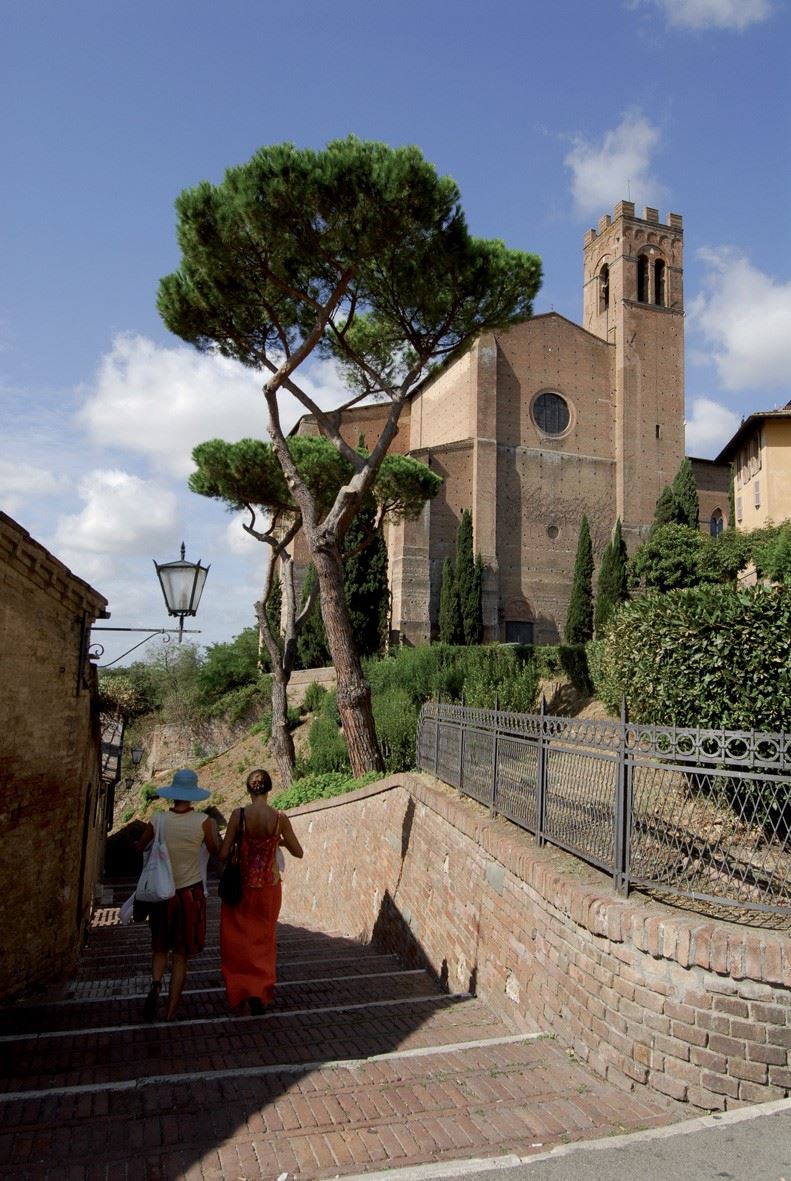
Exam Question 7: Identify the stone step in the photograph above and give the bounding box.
[0,876,685,1179]
[0,1032,680,1180]
[1,990,512,1096]
[0,964,439,1036]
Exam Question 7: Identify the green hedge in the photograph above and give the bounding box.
[271,770,384,810]
[597,583,791,730]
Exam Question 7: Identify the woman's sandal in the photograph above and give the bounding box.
[142,980,162,1022]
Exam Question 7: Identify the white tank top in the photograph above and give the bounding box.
[160,810,206,889]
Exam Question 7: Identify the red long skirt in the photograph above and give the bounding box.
[220,881,282,1009]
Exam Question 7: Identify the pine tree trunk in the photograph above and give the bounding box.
[269,666,295,788]
[256,597,295,788]
[311,539,384,776]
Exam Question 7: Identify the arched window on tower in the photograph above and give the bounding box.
[654,259,666,306]
[599,264,609,312]
[709,509,724,537]
[637,254,648,303]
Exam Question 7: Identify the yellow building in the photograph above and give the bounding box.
[716,403,791,531]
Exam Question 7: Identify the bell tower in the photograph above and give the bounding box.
[582,201,685,541]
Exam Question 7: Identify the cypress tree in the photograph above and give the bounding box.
[651,485,678,533]
[264,572,283,657]
[594,518,629,634]
[456,510,475,643]
[565,514,594,644]
[438,557,463,644]
[295,566,330,669]
[344,504,389,658]
[672,457,700,530]
[467,553,484,644]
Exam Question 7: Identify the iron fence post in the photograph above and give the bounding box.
[458,693,465,792]
[614,698,631,893]
[432,698,439,776]
[490,693,499,816]
[536,695,547,847]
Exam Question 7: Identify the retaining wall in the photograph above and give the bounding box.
[281,773,791,1111]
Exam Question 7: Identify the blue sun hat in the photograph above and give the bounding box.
[157,768,210,802]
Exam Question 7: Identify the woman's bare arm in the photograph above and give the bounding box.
[134,821,154,855]
[219,809,240,862]
[280,813,303,858]
[202,815,220,857]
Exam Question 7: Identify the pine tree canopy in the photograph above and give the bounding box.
[190,436,441,524]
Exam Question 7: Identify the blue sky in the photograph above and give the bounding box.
[2,0,790,664]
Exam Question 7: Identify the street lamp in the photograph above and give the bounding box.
[154,542,210,642]
[131,746,144,768]
[89,540,210,669]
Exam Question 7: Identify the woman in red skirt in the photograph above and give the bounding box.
[219,769,303,1014]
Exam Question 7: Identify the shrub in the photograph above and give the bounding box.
[373,687,419,772]
[462,645,540,713]
[629,523,707,592]
[302,681,328,714]
[140,783,159,805]
[597,583,791,731]
[271,770,384,810]
[205,676,271,725]
[248,714,272,739]
[300,714,350,776]
[532,645,592,696]
[585,639,606,700]
[197,627,263,701]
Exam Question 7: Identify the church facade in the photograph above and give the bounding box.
[296,200,730,645]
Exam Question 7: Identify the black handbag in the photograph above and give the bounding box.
[218,807,245,905]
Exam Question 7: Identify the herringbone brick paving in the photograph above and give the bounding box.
[1,877,687,1178]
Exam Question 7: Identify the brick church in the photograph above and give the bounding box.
[296,199,729,646]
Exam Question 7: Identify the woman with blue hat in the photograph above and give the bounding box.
[137,768,219,1022]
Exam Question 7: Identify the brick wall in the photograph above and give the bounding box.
[281,774,791,1111]
[0,513,108,1000]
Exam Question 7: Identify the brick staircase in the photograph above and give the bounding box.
[0,878,685,1179]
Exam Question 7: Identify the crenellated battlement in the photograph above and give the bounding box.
[584,201,683,244]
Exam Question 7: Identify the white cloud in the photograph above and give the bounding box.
[0,460,69,514]
[649,0,774,31]
[689,248,791,392]
[78,334,352,480]
[565,112,666,218]
[685,396,741,457]
[225,510,271,558]
[52,469,179,556]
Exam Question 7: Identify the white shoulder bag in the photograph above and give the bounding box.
[135,812,176,903]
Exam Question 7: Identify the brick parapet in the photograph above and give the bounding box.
[282,773,790,1112]
[0,512,108,621]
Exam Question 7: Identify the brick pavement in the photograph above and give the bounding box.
[0,876,687,1179]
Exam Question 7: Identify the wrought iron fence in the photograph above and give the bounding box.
[416,702,791,918]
